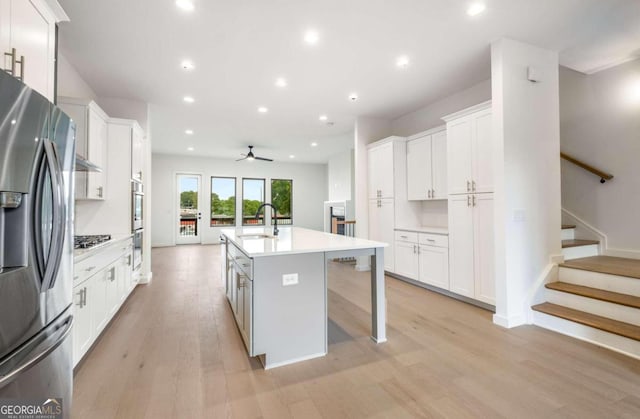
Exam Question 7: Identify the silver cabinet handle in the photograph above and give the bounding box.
[3,48,24,81]
[400,235,408,239]
[473,195,477,207]
[413,245,416,254]
[85,266,96,272]
[432,189,435,198]
[467,180,471,192]
[472,181,476,192]
[97,186,103,198]
[427,239,435,243]
[467,195,471,206]
[428,190,431,199]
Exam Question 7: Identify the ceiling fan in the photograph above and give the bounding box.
[236,145,273,162]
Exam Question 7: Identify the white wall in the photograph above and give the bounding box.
[391,80,492,136]
[327,149,354,202]
[492,38,562,328]
[559,60,640,257]
[57,54,98,100]
[151,153,328,246]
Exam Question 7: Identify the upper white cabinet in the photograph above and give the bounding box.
[443,101,493,195]
[407,127,447,200]
[59,98,109,200]
[368,142,394,199]
[131,123,144,182]
[0,0,67,102]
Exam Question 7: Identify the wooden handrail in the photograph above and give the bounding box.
[560,152,613,184]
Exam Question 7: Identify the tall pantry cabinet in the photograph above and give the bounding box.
[367,137,420,273]
[443,101,495,305]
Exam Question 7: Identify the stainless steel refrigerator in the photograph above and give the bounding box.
[0,70,75,417]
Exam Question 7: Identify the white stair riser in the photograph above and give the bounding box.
[545,289,640,326]
[532,311,640,360]
[562,244,599,260]
[561,228,576,240]
[559,267,640,296]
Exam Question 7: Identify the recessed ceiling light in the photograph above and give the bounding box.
[10,119,16,125]
[183,96,194,103]
[187,146,194,151]
[467,3,486,16]
[176,0,194,11]
[289,154,295,159]
[304,29,319,45]
[349,93,358,102]
[396,55,410,68]
[185,129,194,135]
[319,115,328,121]
[258,106,268,113]
[311,142,318,147]
[181,60,194,70]
[275,77,287,88]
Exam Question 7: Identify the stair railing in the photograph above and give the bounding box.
[560,152,614,184]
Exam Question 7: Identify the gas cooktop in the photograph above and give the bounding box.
[74,235,112,249]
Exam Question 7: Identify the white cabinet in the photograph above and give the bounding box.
[0,0,66,101]
[443,102,493,195]
[131,124,144,182]
[369,198,395,272]
[72,278,93,367]
[394,240,419,280]
[448,193,495,305]
[225,242,253,353]
[407,128,447,200]
[72,238,135,366]
[418,245,449,289]
[59,98,109,200]
[394,230,449,289]
[368,142,394,199]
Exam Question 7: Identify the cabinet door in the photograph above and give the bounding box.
[377,143,394,198]
[406,136,431,200]
[241,278,252,354]
[446,117,473,195]
[379,198,395,272]
[93,269,109,335]
[473,194,495,305]
[131,126,144,182]
[367,148,378,200]
[418,245,449,290]
[431,130,448,199]
[394,241,418,279]
[86,108,107,200]
[448,195,474,298]
[8,0,53,100]
[105,264,119,317]
[471,109,493,193]
[72,281,93,366]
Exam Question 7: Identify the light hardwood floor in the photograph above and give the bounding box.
[72,245,640,418]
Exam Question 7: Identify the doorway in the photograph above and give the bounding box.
[176,173,202,245]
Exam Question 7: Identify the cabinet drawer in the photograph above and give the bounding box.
[74,240,133,284]
[395,231,418,243]
[418,233,448,248]
[228,243,252,278]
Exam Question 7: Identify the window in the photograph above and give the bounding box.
[242,178,265,225]
[211,177,236,226]
[271,179,292,225]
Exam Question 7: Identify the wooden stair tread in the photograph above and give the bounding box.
[545,281,640,309]
[562,224,576,229]
[532,302,640,341]
[560,256,640,280]
[562,239,599,248]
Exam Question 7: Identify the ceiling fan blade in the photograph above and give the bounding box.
[236,156,248,161]
[254,156,273,162]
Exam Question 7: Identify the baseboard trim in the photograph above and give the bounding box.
[493,313,527,328]
[605,248,640,260]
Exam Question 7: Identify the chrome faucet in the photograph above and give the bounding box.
[255,203,279,236]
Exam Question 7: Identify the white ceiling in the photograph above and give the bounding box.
[58,0,640,163]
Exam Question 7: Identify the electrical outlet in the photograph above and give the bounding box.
[282,273,299,286]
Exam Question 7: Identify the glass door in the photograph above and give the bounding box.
[176,174,202,245]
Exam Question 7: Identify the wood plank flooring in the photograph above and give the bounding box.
[72,245,640,418]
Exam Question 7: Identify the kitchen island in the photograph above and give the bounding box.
[221,226,388,369]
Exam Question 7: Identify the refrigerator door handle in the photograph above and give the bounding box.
[0,314,73,390]
[40,139,66,291]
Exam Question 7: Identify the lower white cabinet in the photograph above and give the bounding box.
[448,193,495,305]
[394,231,449,290]
[72,238,134,367]
[226,241,253,352]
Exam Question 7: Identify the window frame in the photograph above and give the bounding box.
[270,178,293,226]
[242,177,266,226]
[210,176,237,227]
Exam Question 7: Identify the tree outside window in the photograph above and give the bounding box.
[271,179,292,225]
[242,178,265,225]
[211,177,236,226]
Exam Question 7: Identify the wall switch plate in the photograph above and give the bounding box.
[282,273,299,286]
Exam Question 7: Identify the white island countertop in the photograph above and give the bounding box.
[221,226,388,258]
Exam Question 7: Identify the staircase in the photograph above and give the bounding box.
[532,224,640,359]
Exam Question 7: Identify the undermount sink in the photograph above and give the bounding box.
[237,233,275,239]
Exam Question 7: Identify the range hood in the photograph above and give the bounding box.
[74,154,102,172]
